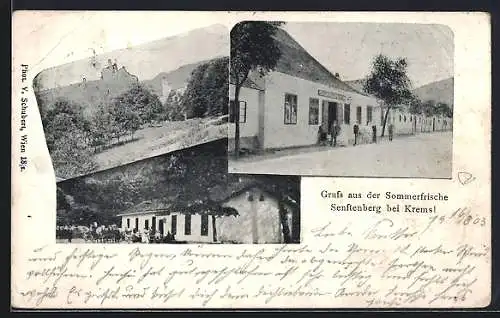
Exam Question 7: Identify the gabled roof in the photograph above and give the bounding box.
[272,28,365,96]
[117,198,173,216]
[116,181,260,218]
[209,177,298,209]
[208,178,260,202]
[116,177,298,218]
[229,71,265,91]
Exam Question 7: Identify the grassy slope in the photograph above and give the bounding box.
[92,118,228,173]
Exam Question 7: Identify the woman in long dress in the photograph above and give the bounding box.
[141,228,150,243]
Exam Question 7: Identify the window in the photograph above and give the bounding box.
[356,106,362,124]
[201,215,209,236]
[171,215,177,235]
[145,219,149,230]
[152,216,156,231]
[284,94,298,124]
[184,214,191,235]
[404,115,407,122]
[308,98,319,125]
[399,114,402,122]
[135,218,139,230]
[127,218,130,229]
[229,100,247,123]
[367,106,373,124]
[344,104,351,125]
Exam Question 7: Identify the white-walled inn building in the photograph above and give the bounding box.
[229,28,382,151]
[117,180,297,244]
[228,28,452,152]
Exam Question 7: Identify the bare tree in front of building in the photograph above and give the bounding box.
[363,54,414,137]
[230,21,284,159]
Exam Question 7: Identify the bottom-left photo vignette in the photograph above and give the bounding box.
[55,138,301,245]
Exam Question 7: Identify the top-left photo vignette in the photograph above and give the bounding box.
[34,22,230,181]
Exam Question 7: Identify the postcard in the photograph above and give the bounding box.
[11,11,491,309]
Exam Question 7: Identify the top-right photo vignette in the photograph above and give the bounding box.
[228,22,454,178]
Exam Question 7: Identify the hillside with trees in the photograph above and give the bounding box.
[412,77,453,106]
[56,138,300,243]
[182,57,229,118]
[39,57,229,180]
[141,59,220,97]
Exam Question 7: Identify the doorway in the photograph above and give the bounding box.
[322,101,338,134]
[159,219,164,235]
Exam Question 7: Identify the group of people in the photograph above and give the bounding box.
[317,120,342,147]
[56,225,77,242]
[318,121,395,147]
[56,222,178,244]
[56,223,123,243]
[124,227,177,244]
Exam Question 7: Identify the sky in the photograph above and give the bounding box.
[21,12,231,90]
[22,13,454,90]
[284,22,454,88]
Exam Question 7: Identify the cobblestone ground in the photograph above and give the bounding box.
[229,131,453,178]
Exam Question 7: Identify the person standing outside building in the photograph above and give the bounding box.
[142,227,150,243]
[372,125,377,143]
[388,122,394,141]
[332,120,341,147]
[317,125,325,146]
[353,124,360,146]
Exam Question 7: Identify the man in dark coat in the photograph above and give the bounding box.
[317,125,326,146]
[353,124,359,146]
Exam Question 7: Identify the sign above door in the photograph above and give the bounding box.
[318,89,347,102]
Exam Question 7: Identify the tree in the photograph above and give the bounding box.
[435,102,453,118]
[183,63,210,118]
[408,96,423,115]
[123,110,141,139]
[89,104,115,152]
[182,57,229,118]
[109,100,141,142]
[109,84,160,142]
[422,100,436,117]
[203,57,230,117]
[230,21,284,159]
[42,97,92,146]
[363,54,414,137]
[109,101,128,143]
[165,90,186,121]
[112,83,163,125]
[42,98,97,178]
